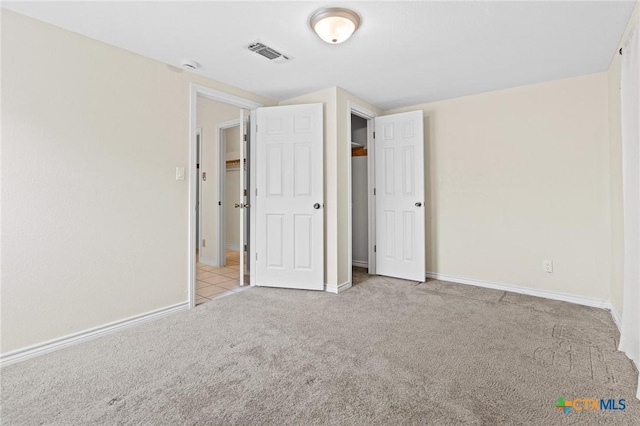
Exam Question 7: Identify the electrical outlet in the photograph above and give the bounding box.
[543,260,553,273]
[202,239,206,248]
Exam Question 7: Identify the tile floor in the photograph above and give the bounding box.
[196,250,249,305]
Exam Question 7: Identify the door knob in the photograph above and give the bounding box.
[313,203,321,210]
[415,202,422,207]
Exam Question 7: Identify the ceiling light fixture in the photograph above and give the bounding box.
[309,7,360,44]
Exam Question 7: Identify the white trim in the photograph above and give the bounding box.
[325,284,338,293]
[427,271,623,332]
[366,115,376,275]
[609,305,622,331]
[198,257,219,267]
[217,119,241,267]
[347,101,378,291]
[217,118,243,130]
[338,280,353,293]
[352,260,368,268]
[249,110,257,286]
[189,83,262,310]
[425,271,612,309]
[325,280,353,294]
[0,302,189,367]
[196,128,203,258]
[191,84,263,110]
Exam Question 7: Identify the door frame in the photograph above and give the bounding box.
[347,101,378,288]
[216,118,241,267]
[189,83,262,309]
[196,127,203,257]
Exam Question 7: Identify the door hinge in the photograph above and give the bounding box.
[373,131,376,139]
[243,189,247,196]
[374,245,377,252]
[373,188,376,196]
[256,252,258,261]
[202,239,206,247]
[218,201,222,206]
[255,188,258,196]
[243,134,247,142]
[244,244,247,252]
[256,124,258,133]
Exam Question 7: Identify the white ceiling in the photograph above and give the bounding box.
[4,1,636,110]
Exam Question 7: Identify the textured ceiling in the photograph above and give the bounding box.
[4,1,635,109]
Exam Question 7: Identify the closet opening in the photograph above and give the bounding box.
[348,103,377,288]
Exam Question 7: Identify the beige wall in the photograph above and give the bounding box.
[386,73,612,301]
[1,10,272,353]
[607,1,640,316]
[196,98,240,264]
[3,5,635,356]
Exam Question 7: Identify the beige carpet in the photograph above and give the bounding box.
[1,270,638,425]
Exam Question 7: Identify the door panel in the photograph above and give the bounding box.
[238,110,247,285]
[255,104,324,290]
[375,111,425,281]
[244,114,251,276]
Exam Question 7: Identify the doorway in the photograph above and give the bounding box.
[189,84,262,308]
[348,104,427,286]
[348,102,377,288]
[220,122,249,281]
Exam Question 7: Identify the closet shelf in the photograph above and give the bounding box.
[226,158,246,167]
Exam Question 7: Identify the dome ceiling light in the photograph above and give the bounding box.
[309,7,361,44]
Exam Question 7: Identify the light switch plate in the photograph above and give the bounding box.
[176,167,185,180]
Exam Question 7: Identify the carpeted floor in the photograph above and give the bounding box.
[1,270,638,425]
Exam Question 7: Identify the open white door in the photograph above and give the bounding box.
[238,109,248,286]
[374,110,425,282]
[254,103,324,290]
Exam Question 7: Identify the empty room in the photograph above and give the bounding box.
[2,1,640,424]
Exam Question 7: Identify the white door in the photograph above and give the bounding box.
[238,109,248,286]
[374,110,425,281]
[254,103,324,290]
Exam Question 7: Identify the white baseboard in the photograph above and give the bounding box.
[226,244,240,252]
[609,305,622,331]
[352,260,368,268]
[325,280,352,294]
[425,271,624,333]
[198,256,219,267]
[0,302,189,367]
[425,271,613,309]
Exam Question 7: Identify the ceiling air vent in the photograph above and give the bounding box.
[246,41,293,64]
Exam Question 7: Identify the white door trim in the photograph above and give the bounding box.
[347,101,378,290]
[196,127,203,259]
[217,119,241,267]
[249,111,257,286]
[189,84,262,309]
